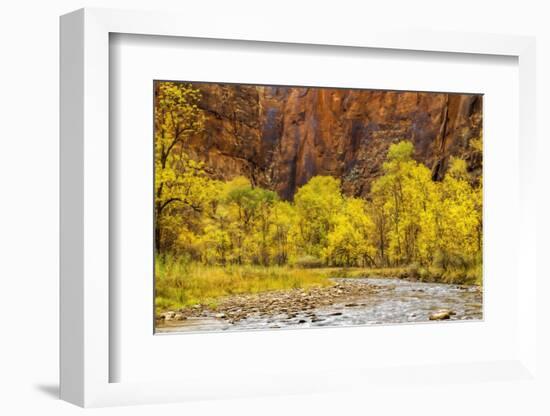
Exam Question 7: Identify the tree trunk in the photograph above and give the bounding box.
[155,222,161,254]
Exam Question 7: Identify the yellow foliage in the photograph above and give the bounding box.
[153,80,483,299]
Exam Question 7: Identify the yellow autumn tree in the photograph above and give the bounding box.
[154,81,207,253]
[324,198,377,267]
[269,200,297,265]
[371,141,433,265]
[294,176,343,258]
[435,157,480,270]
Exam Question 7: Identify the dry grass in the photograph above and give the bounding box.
[155,256,332,313]
[155,257,482,313]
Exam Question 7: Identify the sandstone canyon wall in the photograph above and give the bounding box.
[183,82,482,200]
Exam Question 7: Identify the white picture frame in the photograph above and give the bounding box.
[60,7,540,408]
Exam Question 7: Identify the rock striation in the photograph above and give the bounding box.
[185,82,482,200]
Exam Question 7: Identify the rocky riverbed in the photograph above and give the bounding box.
[156,277,483,334]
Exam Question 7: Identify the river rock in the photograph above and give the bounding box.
[160,278,382,326]
[163,311,176,320]
[429,310,453,320]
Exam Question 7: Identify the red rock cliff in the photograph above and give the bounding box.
[185,83,482,200]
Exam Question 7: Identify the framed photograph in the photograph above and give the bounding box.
[152,80,484,335]
[60,7,540,409]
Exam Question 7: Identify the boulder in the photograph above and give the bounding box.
[163,311,176,321]
[429,310,453,320]
[174,313,186,321]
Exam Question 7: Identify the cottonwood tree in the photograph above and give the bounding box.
[154,81,206,253]
[323,198,377,267]
[294,176,343,257]
[435,157,480,270]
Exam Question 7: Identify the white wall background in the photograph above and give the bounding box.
[0,1,548,415]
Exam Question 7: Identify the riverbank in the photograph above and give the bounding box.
[156,277,483,333]
[155,261,332,314]
[327,264,482,285]
[155,260,481,316]
[157,279,377,325]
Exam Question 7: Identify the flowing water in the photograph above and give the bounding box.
[157,277,483,334]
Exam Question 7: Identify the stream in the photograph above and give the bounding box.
[156,277,483,334]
